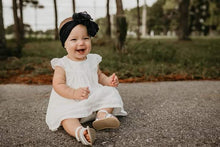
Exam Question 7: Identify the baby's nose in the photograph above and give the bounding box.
[78,39,85,45]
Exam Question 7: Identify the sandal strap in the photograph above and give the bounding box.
[75,126,91,145]
[75,126,82,142]
[96,110,114,120]
[98,110,108,114]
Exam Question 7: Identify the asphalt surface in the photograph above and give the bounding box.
[0,81,220,147]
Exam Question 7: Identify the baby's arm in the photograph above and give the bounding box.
[53,66,90,100]
[98,68,119,87]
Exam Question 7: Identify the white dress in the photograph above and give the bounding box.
[46,53,127,131]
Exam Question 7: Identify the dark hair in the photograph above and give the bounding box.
[59,11,99,47]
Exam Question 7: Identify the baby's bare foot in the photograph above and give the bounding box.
[83,130,91,143]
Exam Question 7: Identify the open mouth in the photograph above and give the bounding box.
[76,49,86,54]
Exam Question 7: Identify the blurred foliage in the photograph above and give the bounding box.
[189,0,210,35]
[4,0,220,40]
[96,0,220,37]
[93,37,220,80]
[5,24,33,35]
[0,38,219,83]
[146,0,166,35]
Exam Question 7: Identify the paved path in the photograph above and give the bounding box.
[0,81,220,147]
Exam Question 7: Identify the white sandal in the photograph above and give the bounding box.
[75,126,96,146]
[92,110,120,130]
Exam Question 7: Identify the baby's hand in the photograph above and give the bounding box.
[73,87,90,100]
[108,73,119,87]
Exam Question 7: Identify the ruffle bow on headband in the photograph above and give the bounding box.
[59,11,99,47]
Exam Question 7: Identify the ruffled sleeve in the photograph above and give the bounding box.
[51,58,64,70]
[88,54,102,65]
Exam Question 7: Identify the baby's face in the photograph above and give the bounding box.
[64,24,91,61]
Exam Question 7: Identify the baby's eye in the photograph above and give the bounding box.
[84,37,90,40]
[71,39,77,41]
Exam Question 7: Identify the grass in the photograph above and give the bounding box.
[0,37,219,83]
[93,38,220,80]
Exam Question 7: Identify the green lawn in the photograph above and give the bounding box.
[0,37,219,83]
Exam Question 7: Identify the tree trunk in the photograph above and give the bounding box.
[142,0,147,37]
[116,0,123,15]
[19,0,24,40]
[0,0,5,47]
[0,0,7,58]
[72,0,75,13]
[136,0,141,40]
[106,0,111,38]
[115,0,127,52]
[177,0,190,40]
[13,0,22,56]
[53,0,58,40]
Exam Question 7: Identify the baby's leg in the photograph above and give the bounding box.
[61,118,91,142]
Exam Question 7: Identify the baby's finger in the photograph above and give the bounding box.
[112,77,118,84]
[81,94,88,99]
[112,73,116,81]
[83,87,90,93]
[83,90,90,96]
[114,75,118,82]
[113,80,119,87]
[81,90,88,96]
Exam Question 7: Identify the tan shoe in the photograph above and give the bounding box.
[92,110,120,130]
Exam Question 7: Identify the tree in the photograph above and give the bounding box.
[72,0,76,13]
[147,0,165,35]
[53,0,58,40]
[13,0,22,56]
[19,0,24,40]
[25,0,44,34]
[115,0,127,52]
[123,7,139,36]
[106,0,111,38]
[177,0,190,40]
[142,0,147,37]
[6,24,33,37]
[136,0,141,40]
[163,0,178,34]
[0,0,7,58]
[189,0,210,36]
[208,0,220,35]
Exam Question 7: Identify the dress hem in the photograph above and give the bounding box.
[47,105,127,131]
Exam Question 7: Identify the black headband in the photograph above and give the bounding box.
[59,11,99,47]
